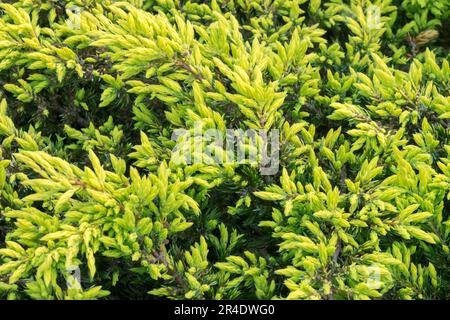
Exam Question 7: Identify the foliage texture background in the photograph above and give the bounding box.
[0,0,449,300]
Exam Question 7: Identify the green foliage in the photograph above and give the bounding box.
[0,0,449,300]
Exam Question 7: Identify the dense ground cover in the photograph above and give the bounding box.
[0,0,449,300]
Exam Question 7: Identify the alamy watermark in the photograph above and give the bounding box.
[66,265,81,290]
[367,264,382,290]
[66,5,82,30]
[366,5,382,30]
[170,122,280,175]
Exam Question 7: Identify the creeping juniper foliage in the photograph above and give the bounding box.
[0,0,449,300]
